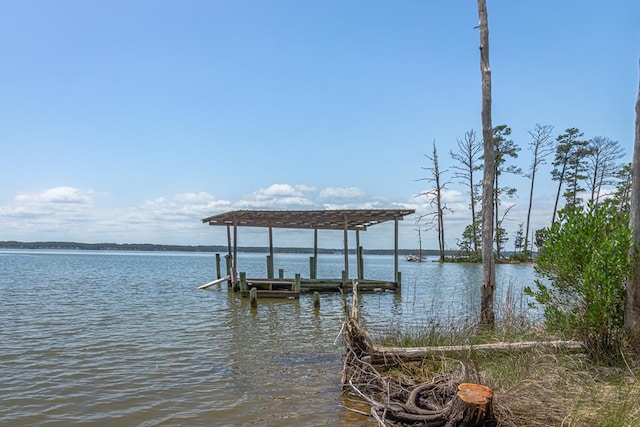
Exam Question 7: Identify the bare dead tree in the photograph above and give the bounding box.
[418,141,451,262]
[415,226,425,261]
[586,136,626,204]
[450,129,483,252]
[524,124,554,254]
[625,62,640,334]
[478,0,495,327]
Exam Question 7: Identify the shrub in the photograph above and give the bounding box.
[508,252,530,263]
[524,202,631,363]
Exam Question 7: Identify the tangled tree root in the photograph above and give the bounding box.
[341,281,497,426]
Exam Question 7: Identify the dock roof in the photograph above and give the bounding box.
[201,209,415,231]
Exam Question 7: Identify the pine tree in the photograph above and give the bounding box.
[551,128,586,223]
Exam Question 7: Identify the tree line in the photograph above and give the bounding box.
[420,124,629,262]
[0,240,433,255]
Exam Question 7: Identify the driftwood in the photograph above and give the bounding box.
[371,340,583,362]
[341,281,497,426]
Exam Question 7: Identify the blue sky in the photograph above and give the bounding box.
[1,1,638,250]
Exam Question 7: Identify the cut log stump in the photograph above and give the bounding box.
[447,383,495,427]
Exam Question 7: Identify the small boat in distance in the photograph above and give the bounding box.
[406,254,425,262]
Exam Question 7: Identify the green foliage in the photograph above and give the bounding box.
[533,228,548,251]
[495,225,508,255]
[456,222,482,258]
[611,162,632,213]
[508,252,530,263]
[524,202,631,363]
[513,222,525,253]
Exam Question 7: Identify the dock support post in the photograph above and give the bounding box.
[215,253,221,280]
[240,272,247,295]
[232,222,238,291]
[268,226,274,279]
[279,268,285,280]
[357,245,364,280]
[267,255,274,279]
[397,271,402,290]
[225,254,233,287]
[250,287,258,308]
[356,231,361,280]
[294,273,301,293]
[309,256,316,279]
[343,216,349,281]
[313,291,320,310]
[313,228,318,279]
[394,219,399,284]
[341,270,347,288]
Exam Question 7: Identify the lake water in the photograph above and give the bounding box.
[0,250,539,426]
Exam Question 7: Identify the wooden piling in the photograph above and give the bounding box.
[225,254,233,287]
[267,255,274,279]
[313,291,320,310]
[309,256,316,279]
[313,228,318,279]
[240,272,247,294]
[279,268,284,280]
[250,287,258,308]
[294,273,301,293]
[215,253,221,280]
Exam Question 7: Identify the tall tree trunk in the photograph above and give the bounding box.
[525,166,536,253]
[525,125,553,252]
[471,186,479,252]
[625,62,640,333]
[438,200,445,262]
[551,163,566,224]
[436,168,446,262]
[494,173,500,259]
[478,0,495,327]
[590,162,600,202]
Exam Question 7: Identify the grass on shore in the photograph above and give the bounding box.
[375,309,640,426]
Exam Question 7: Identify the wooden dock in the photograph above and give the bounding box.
[199,209,415,299]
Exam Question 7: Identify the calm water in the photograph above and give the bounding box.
[0,250,538,426]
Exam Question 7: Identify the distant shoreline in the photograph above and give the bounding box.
[0,241,445,256]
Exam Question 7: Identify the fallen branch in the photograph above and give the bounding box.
[341,280,499,426]
[371,340,584,361]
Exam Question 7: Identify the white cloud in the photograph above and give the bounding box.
[319,187,366,199]
[253,184,311,199]
[322,201,384,210]
[235,184,315,209]
[15,186,94,204]
[0,187,236,244]
[0,187,96,220]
